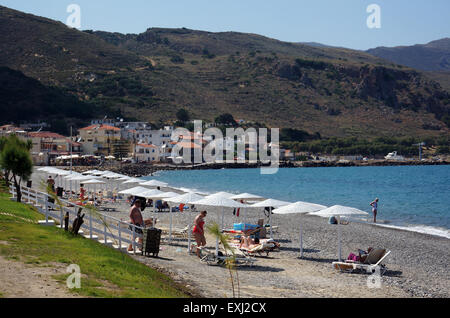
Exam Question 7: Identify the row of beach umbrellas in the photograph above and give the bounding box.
[117,184,368,259]
[36,167,369,260]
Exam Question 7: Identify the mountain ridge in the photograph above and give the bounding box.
[0,5,449,138]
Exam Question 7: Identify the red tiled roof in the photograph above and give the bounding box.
[79,124,120,131]
[28,131,66,139]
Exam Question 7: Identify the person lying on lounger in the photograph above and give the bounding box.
[239,228,261,249]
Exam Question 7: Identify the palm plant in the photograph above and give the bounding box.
[207,222,240,298]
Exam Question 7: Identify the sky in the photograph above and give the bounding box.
[1,0,449,50]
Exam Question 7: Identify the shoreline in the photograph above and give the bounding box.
[57,159,449,178]
[50,164,450,241]
[29,169,450,298]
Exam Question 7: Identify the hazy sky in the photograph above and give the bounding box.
[1,0,449,50]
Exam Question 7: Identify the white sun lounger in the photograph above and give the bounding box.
[332,248,391,274]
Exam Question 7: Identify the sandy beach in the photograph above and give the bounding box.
[29,171,450,298]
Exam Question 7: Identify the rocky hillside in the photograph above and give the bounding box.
[0,67,97,134]
[0,5,449,138]
[367,38,450,72]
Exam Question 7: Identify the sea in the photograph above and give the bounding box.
[144,165,450,239]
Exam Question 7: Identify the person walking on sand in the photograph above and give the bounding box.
[370,198,379,223]
[192,211,207,258]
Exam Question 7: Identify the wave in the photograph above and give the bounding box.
[373,223,450,239]
[310,214,450,239]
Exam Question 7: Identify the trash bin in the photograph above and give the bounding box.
[56,187,64,197]
[142,228,162,257]
[26,180,32,188]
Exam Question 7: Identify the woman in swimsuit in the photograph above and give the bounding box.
[370,198,379,223]
[192,211,207,257]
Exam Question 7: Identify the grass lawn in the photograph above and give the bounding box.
[0,181,190,298]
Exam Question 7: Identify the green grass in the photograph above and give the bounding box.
[0,180,190,298]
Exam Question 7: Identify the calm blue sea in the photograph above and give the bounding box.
[146,165,450,238]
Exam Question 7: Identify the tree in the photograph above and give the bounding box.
[0,135,33,202]
[215,113,237,126]
[176,108,190,123]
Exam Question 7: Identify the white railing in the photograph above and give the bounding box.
[9,184,145,254]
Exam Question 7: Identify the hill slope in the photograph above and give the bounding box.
[366,38,450,72]
[0,5,449,138]
[0,67,99,134]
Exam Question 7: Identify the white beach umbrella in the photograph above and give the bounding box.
[272,201,327,257]
[190,196,248,256]
[82,179,106,185]
[139,179,169,187]
[82,169,100,175]
[309,205,369,261]
[43,168,70,188]
[82,179,106,198]
[229,193,265,227]
[251,199,291,238]
[63,172,82,179]
[204,191,236,199]
[164,192,206,243]
[159,192,181,199]
[136,189,175,226]
[165,192,205,205]
[102,172,123,179]
[230,193,264,200]
[137,189,167,199]
[117,176,133,181]
[122,178,143,184]
[118,186,150,196]
[71,175,98,181]
[95,170,113,176]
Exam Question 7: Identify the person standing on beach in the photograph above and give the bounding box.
[128,200,144,252]
[370,198,379,223]
[47,176,55,192]
[192,211,207,258]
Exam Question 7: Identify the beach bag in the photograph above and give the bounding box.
[347,253,360,262]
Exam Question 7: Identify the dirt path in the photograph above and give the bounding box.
[0,252,79,298]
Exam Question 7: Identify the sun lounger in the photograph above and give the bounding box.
[332,248,391,274]
[238,239,280,257]
[160,226,189,239]
[200,247,255,266]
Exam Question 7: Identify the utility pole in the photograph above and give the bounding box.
[70,126,73,174]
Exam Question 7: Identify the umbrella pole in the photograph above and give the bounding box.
[153,197,156,227]
[269,207,273,239]
[169,204,173,244]
[338,215,342,262]
[300,220,303,258]
[215,207,222,257]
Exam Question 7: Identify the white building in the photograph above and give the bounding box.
[135,143,160,162]
[118,122,173,147]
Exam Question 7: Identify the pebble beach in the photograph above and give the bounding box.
[30,170,450,298]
